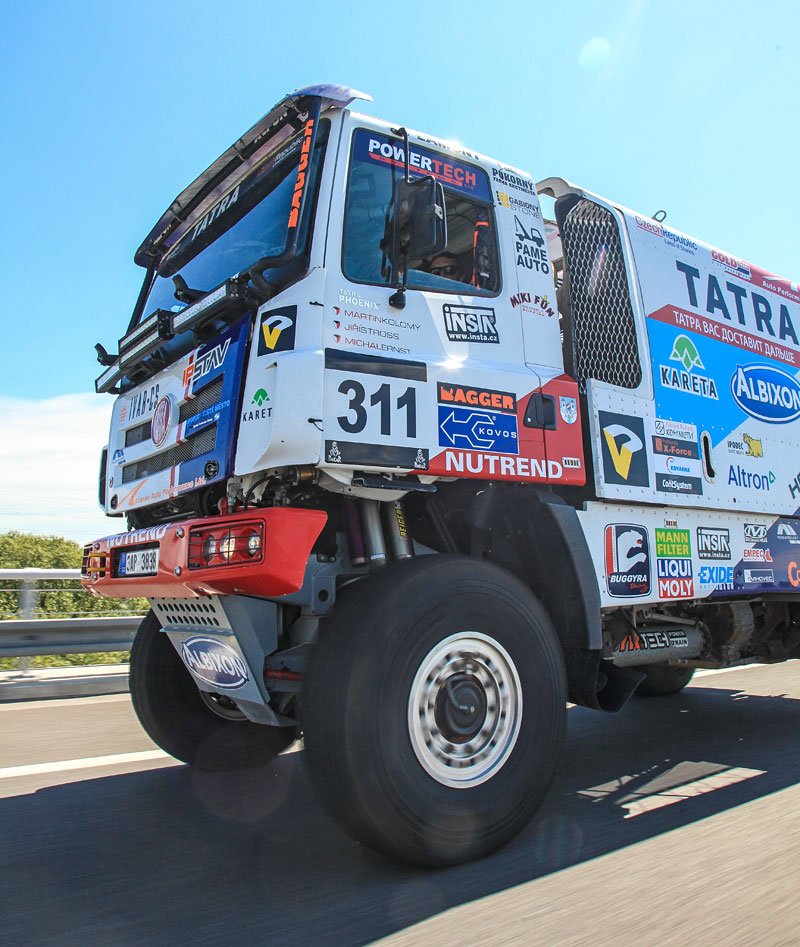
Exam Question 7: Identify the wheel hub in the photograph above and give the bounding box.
[408,632,522,789]
[434,674,487,743]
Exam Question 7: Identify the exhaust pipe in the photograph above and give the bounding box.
[611,623,705,668]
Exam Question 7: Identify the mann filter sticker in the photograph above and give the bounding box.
[655,528,694,599]
[599,412,649,487]
[605,524,650,597]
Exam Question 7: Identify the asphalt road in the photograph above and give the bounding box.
[1,664,799,946]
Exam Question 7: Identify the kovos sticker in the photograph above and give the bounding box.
[731,364,800,424]
[180,636,249,689]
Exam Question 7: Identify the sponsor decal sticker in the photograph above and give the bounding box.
[605,524,650,598]
[509,291,555,317]
[726,432,764,458]
[743,568,774,585]
[652,434,699,459]
[777,522,800,543]
[150,396,171,448]
[659,335,719,400]
[599,412,649,487]
[788,471,800,502]
[438,405,518,453]
[697,527,731,560]
[513,216,549,274]
[180,636,250,690]
[788,561,800,587]
[491,167,535,195]
[258,306,297,355]
[437,382,515,413]
[654,418,697,441]
[731,364,800,423]
[656,528,694,599]
[441,451,562,480]
[698,565,735,591]
[728,465,774,492]
[442,304,499,343]
[616,628,689,653]
[559,396,577,425]
[742,547,773,562]
[125,383,161,422]
[496,190,541,217]
[182,338,231,388]
[744,522,768,542]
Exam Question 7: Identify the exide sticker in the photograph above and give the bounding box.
[180,636,249,690]
[731,364,800,424]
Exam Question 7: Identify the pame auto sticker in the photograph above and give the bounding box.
[730,364,800,423]
[604,524,650,597]
[513,216,549,274]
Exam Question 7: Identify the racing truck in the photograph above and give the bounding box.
[82,83,800,866]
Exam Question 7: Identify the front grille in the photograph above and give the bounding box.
[121,425,217,484]
[122,376,224,450]
[561,199,642,392]
[180,377,224,423]
[125,420,151,447]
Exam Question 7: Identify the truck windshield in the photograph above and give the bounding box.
[343,128,499,294]
[136,120,329,325]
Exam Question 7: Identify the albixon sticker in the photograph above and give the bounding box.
[731,364,800,423]
[179,636,250,689]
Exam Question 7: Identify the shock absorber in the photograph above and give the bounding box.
[359,499,387,567]
[383,500,414,560]
[344,498,367,567]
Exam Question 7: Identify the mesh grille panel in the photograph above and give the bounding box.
[121,425,216,484]
[125,420,151,448]
[179,376,224,423]
[561,200,642,392]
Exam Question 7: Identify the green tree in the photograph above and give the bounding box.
[0,531,148,619]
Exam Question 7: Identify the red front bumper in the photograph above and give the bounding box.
[81,507,327,599]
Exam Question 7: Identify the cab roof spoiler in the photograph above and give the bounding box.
[134,84,372,269]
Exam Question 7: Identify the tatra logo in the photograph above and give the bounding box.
[603,424,643,480]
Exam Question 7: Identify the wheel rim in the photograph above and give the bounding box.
[407,631,522,789]
[199,690,247,721]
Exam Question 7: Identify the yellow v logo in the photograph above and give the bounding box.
[603,424,643,480]
[261,314,293,351]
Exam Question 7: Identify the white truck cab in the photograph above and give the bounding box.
[82,84,800,866]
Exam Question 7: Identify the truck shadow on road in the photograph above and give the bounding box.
[2,679,799,946]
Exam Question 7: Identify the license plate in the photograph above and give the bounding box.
[119,547,160,576]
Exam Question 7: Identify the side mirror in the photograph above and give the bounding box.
[397,176,447,259]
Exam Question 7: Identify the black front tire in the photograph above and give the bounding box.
[129,611,294,770]
[302,556,566,866]
[635,663,695,697]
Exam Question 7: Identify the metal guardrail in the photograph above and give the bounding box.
[0,568,144,662]
[0,616,142,658]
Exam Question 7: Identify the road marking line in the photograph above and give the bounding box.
[0,694,131,712]
[0,750,172,780]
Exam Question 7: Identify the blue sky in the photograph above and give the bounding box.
[0,0,798,539]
